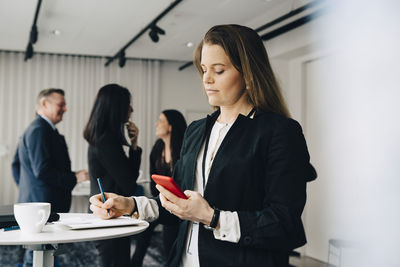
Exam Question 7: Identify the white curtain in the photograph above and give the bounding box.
[0,51,160,205]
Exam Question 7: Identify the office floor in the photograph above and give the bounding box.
[290,255,326,267]
[0,231,325,267]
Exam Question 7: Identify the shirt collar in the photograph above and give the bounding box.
[39,115,56,130]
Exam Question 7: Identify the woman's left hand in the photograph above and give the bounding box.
[156,184,214,225]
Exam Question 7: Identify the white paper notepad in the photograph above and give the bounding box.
[54,215,146,230]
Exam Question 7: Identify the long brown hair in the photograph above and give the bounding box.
[193,24,290,117]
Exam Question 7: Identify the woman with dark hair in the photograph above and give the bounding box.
[131,109,187,267]
[84,83,142,267]
[90,25,316,267]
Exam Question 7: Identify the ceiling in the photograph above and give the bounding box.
[0,0,313,62]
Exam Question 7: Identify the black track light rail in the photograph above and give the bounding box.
[260,9,325,41]
[178,0,325,71]
[32,0,43,26]
[178,61,194,71]
[24,0,42,61]
[105,0,183,67]
[254,0,322,32]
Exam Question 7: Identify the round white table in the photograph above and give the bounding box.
[0,213,149,267]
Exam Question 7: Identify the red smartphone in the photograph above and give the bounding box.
[151,174,188,199]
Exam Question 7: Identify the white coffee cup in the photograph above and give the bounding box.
[14,202,51,234]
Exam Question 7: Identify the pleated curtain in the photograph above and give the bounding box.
[0,51,160,205]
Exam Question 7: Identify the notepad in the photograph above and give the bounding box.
[54,216,146,230]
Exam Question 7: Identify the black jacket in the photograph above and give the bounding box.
[157,109,316,267]
[88,132,142,197]
[12,116,77,213]
[149,139,173,197]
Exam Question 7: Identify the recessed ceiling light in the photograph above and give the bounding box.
[186,42,194,48]
[51,29,61,35]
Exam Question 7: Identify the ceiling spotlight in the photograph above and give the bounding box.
[186,42,194,48]
[30,25,38,44]
[24,42,34,61]
[118,51,126,68]
[148,24,165,43]
[51,29,61,35]
[149,29,159,42]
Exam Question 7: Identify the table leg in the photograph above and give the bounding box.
[33,250,54,267]
[24,244,56,267]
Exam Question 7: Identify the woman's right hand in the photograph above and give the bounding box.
[126,121,139,150]
[89,192,134,219]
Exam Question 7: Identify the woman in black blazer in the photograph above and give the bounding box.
[84,83,142,267]
[90,25,316,267]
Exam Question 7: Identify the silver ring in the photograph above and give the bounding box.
[169,210,173,214]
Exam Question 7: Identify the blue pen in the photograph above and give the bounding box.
[97,178,110,216]
[2,225,20,232]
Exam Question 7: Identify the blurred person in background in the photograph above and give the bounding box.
[12,88,89,267]
[131,109,187,267]
[83,83,142,267]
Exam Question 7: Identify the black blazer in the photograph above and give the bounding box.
[12,116,77,212]
[149,139,173,197]
[88,132,142,197]
[157,109,316,267]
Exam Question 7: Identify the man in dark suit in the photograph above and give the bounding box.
[11,88,89,267]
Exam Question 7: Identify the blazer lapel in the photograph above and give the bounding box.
[186,111,219,190]
[204,113,252,195]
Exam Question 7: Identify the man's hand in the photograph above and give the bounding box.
[75,169,89,183]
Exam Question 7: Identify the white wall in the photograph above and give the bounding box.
[308,2,400,266]
[267,2,400,266]
[159,61,211,124]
